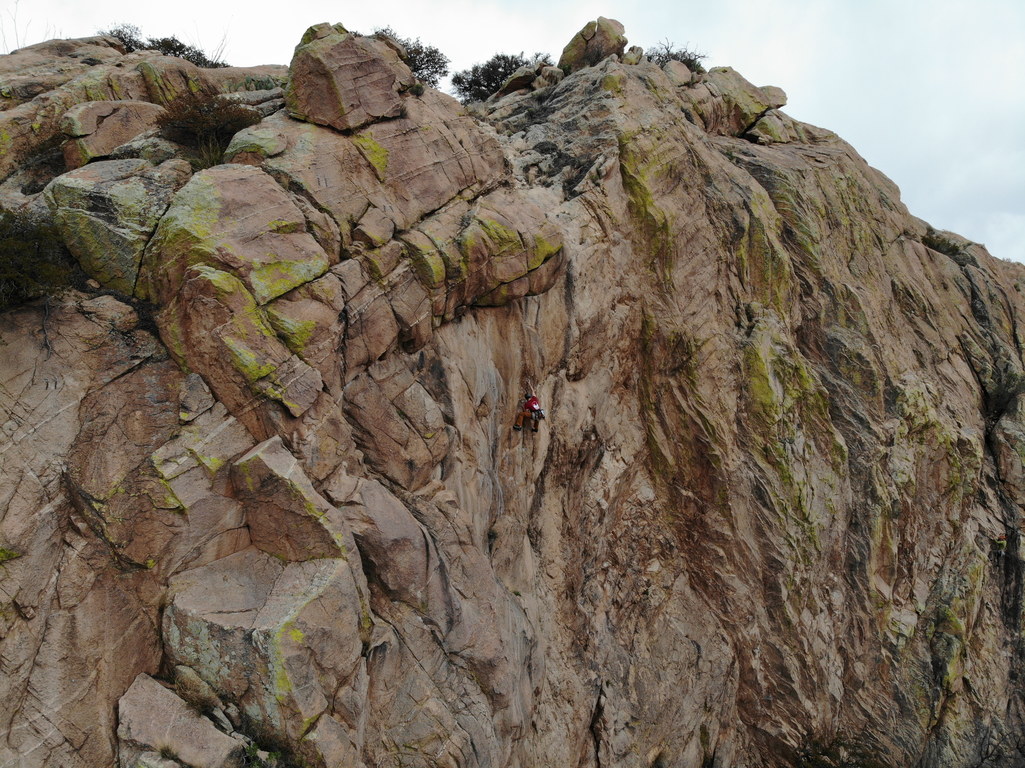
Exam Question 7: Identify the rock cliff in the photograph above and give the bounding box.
[2,19,1025,768]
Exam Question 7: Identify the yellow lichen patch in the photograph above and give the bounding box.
[352,133,389,180]
[265,305,317,356]
[618,132,676,290]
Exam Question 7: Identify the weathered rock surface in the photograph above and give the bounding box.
[44,158,191,293]
[0,36,286,184]
[117,673,245,768]
[60,99,167,168]
[0,294,251,767]
[0,36,126,108]
[231,436,346,560]
[5,20,1025,768]
[284,22,415,132]
[163,547,368,767]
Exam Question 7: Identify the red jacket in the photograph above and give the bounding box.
[524,395,541,412]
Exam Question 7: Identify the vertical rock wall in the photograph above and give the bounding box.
[2,20,1025,768]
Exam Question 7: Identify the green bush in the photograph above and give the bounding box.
[922,228,966,258]
[100,23,145,51]
[646,39,707,73]
[156,91,261,169]
[146,36,228,68]
[451,52,552,103]
[99,22,228,67]
[0,210,76,312]
[373,27,449,88]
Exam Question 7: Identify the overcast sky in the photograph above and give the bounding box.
[6,0,1023,262]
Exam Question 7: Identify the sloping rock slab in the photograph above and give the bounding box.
[138,164,331,306]
[231,436,346,560]
[117,673,244,768]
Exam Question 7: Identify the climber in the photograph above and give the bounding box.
[514,392,545,433]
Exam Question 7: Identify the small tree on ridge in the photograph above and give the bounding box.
[451,52,551,103]
[373,27,449,88]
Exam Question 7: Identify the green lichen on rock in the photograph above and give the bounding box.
[188,451,226,474]
[528,234,562,271]
[618,133,675,290]
[265,304,317,356]
[742,311,831,435]
[297,22,348,48]
[45,159,186,296]
[137,60,206,106]
[187,265,283,385]
[137,171,222,302]
[473,278,524,307]
[600,72,625,95]
[740,309,845,554]
[147,475,185,511]
[352,133,389,179]
[224,124,289,161]
[477,218,522,255]
[731,197,794,312]
[249,259,328,305]
[0,547,21,564]
[221,333,278,383]
[407,248,446,289]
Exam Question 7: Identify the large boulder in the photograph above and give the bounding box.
[231,436,347,560]
[557,17,628,73]
[137,164,332,428]
[44,158,191,294]
[138,164,332,306]
[60,100,167,169]
[284,23,415,132]
[680,66,789,137]
[163,547,368,767]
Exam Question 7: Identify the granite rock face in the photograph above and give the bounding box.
[3,21,1025,768]
[0,35,286,186]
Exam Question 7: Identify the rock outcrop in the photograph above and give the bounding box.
[2,18,1025,768]
[60,100,167,169]
[558,17,628,73]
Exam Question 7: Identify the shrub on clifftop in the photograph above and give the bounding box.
[646,39,707,72]
[373,27,449,88]
[156,91,261,169]
[451,52,552,103]
[99,22,228,67]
